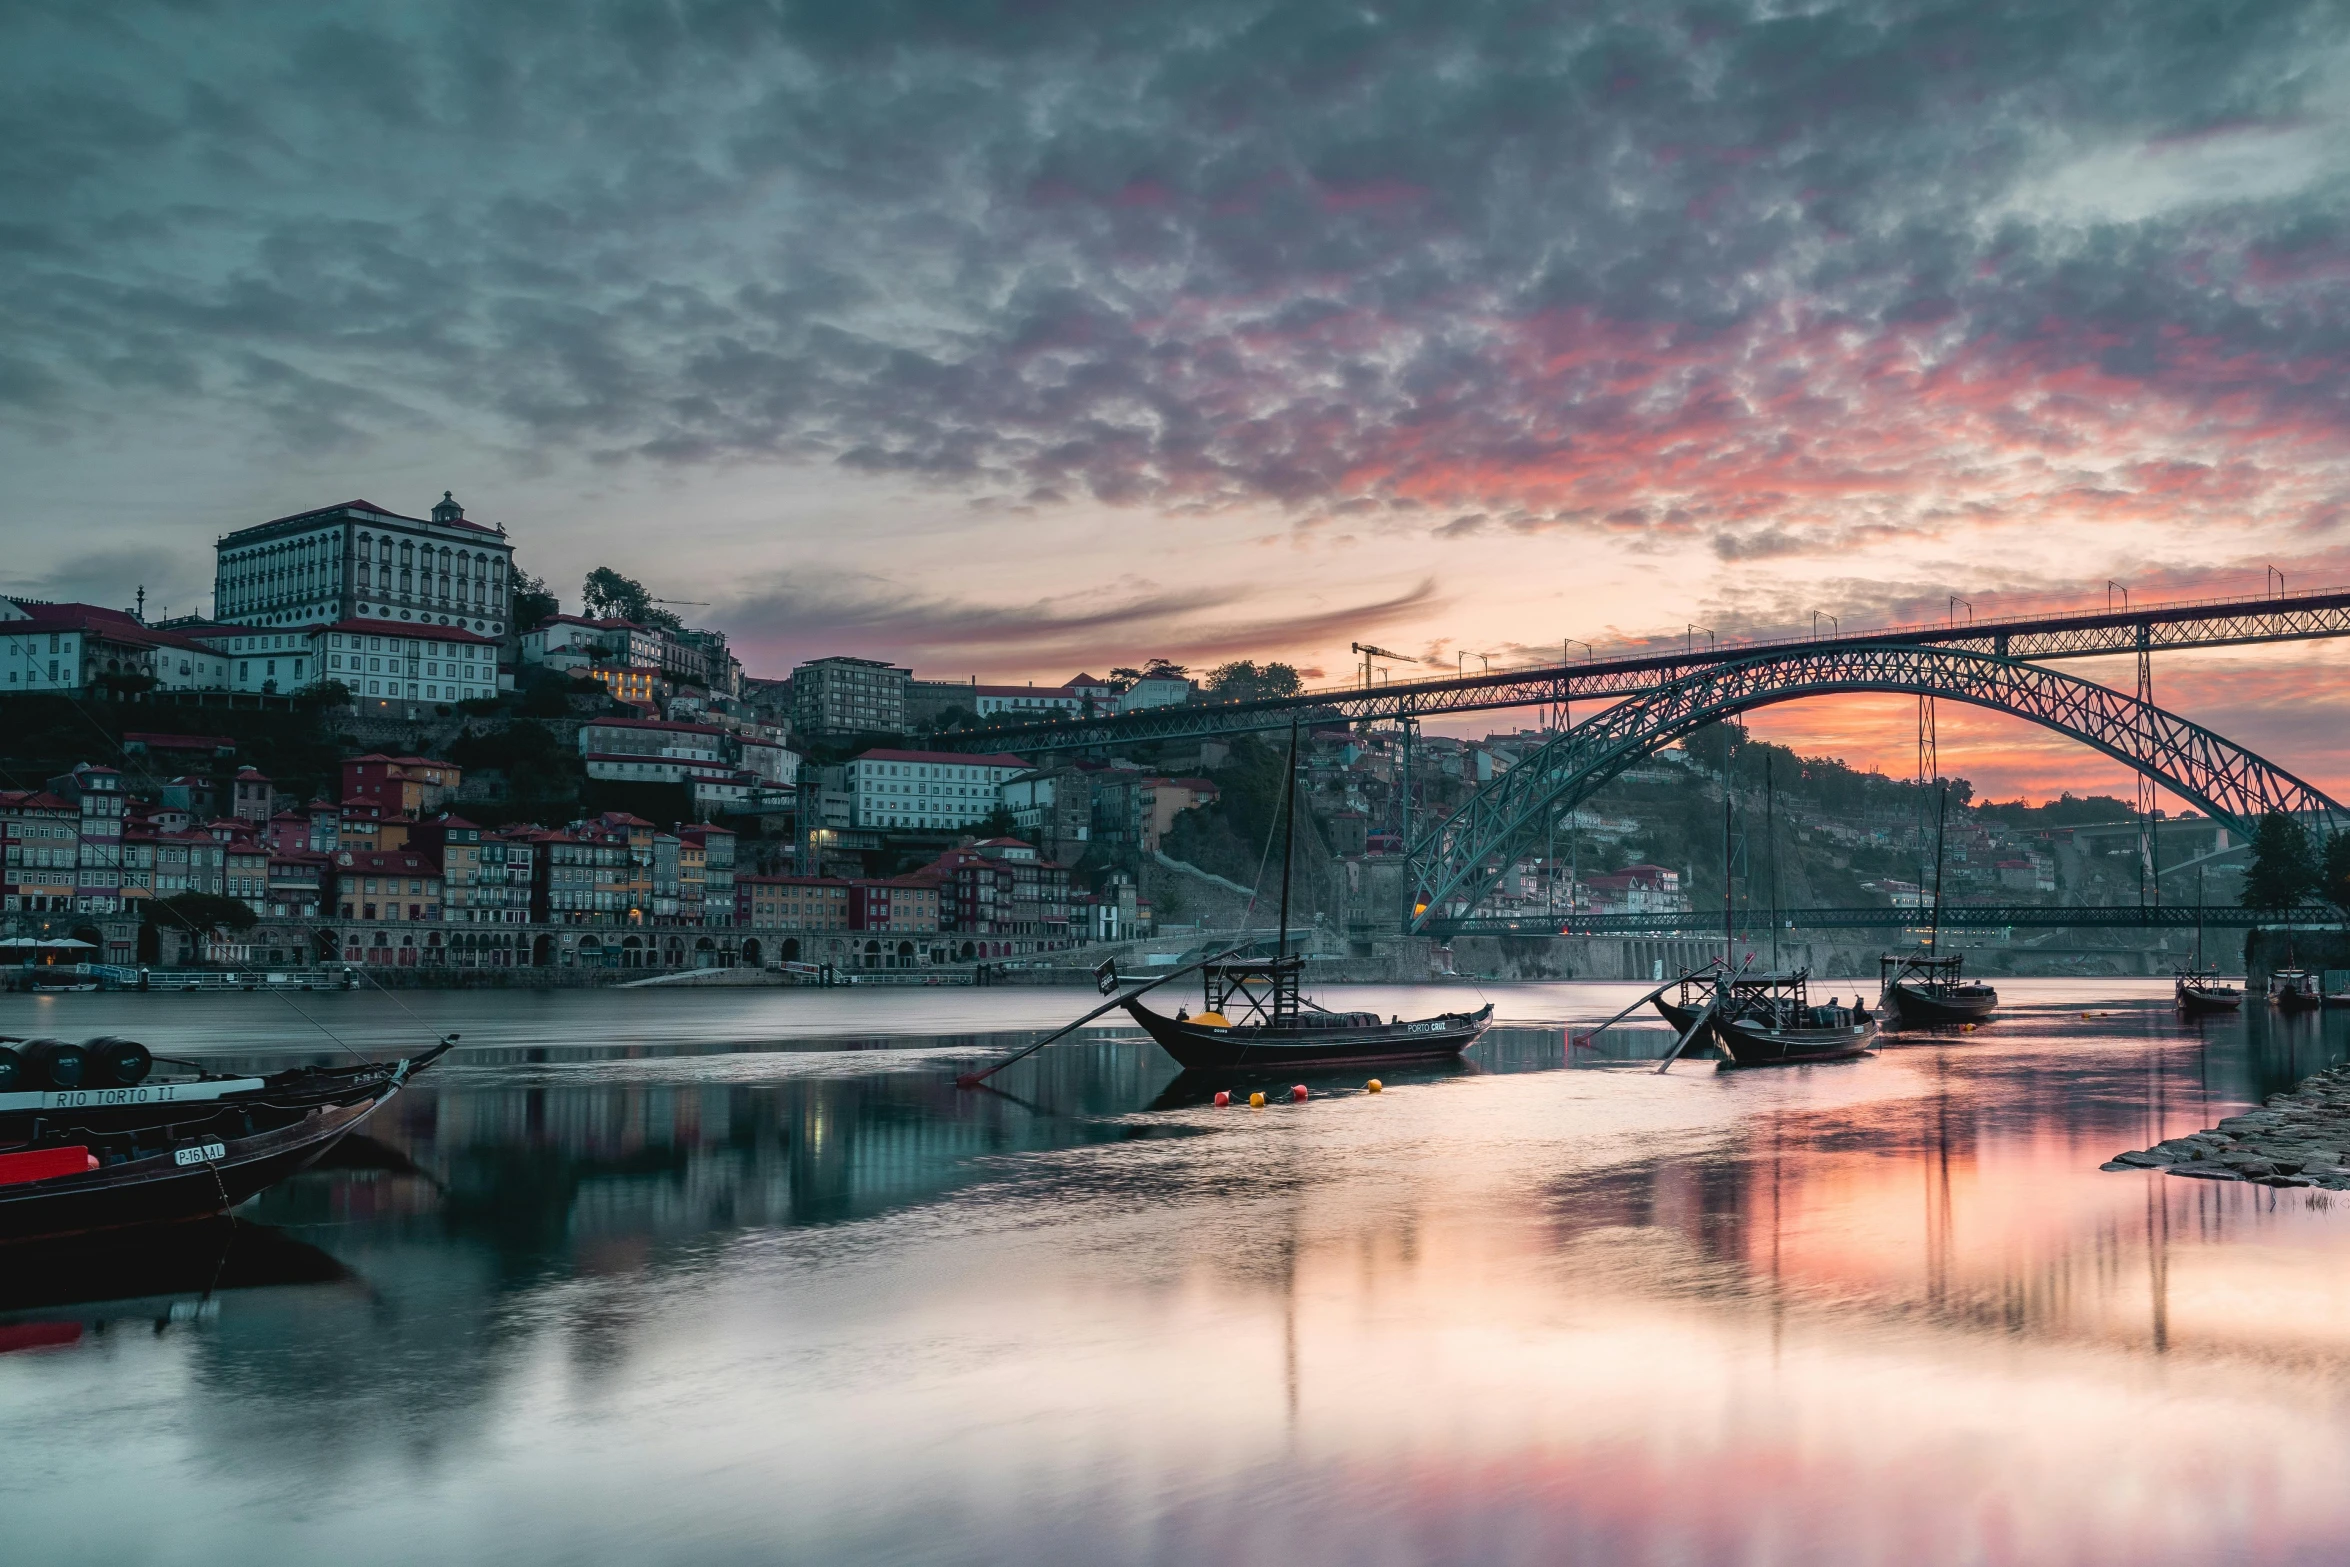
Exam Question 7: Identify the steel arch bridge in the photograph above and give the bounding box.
[1404,643,2347,934]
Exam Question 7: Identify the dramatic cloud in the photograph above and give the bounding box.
[721,574,1443,673]
[10,0,2350,543]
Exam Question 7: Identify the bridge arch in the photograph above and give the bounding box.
[1405,643,2346,931]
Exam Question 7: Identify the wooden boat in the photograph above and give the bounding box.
[2174,971,2243,1014]
[1655,969,1875,1066]
[2173,881,2240,1014]
[1879,952,1998,1026]
[1123,954,1492,1070]
[0,1035,451,1245]
[1126,721,1490,1073]
[2270,968,2323,1012]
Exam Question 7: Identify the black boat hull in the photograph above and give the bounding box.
[0,1086,400,1245]
[2276,990,2324,1013]
[1653,997,1721,1051]
[1885,982,1998,1026]
[1713,1013,1879,1066]
[2175,983,2242,1014]
[1123,999,1491,1070]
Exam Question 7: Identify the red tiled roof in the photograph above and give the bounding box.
[239,499,505,540]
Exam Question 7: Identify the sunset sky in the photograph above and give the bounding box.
[7,1,2350,801]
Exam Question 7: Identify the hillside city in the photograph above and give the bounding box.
[0,492,2266,982]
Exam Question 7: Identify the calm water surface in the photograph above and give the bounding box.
[3,978,2348,1565]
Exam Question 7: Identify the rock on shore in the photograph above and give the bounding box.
[2104,1063,2350,1188]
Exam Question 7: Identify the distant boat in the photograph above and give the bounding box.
[2174,971,2243,1014]
[2174,871,2239,1013]
[1879,952,1999,1026]
[2270,968,2323,1012]
[1654,968,1876,1066]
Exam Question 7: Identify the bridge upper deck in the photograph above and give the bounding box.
[937,584,2350,753]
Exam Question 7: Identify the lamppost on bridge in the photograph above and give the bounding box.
[2268,564,2287,598]
[2107,580,2131,612]
[1687,624,1714,654]
[1812,611,1838,639]
[1564,638,1594,664]
[1949,595,1973,625]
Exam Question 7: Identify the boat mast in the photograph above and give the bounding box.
[1723,781,1734,968]
[1928,782,1948,958]
[2195,864,2206,972]
[1767,751,1779,972]
[1276,719,1300,963]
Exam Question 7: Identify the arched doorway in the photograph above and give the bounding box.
[70,923,103,950]
[742,938,763,968]
[781,938,801,963]
[532,933,553,966]
[861,939,881,970]
[895,940,914,967]
[579,935,603,967]
[622,934,644,968]
[137,922,161,964]
[313,929,337,965]
[694,935,716,969]
[959,942,974,961]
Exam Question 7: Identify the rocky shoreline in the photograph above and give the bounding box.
[2104,1062,2350,1188]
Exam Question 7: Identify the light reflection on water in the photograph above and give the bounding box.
[3,979,2349,1564]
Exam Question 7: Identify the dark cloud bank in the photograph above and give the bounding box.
[8,0,2350,557]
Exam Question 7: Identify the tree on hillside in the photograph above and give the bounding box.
[1205,661,1303,704]
[581,566,682,630]
[2241,812,2318,911]
[510,568,560,635]
[2321,831,2350,922]
[147,893,257,935]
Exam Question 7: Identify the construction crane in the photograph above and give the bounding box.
[1351,642,1420,688]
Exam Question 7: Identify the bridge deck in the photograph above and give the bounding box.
[941,583,2350,752]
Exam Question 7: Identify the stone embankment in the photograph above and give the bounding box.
[2104,1063,2350,1188]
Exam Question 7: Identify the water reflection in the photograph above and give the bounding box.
[5,982,2350,1563]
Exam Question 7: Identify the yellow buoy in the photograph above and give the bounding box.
[1366,1079,1383,1093]
[1962,1023,1975,1033]
[1249,1091,1266,1108]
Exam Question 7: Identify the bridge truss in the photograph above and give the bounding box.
[936,584,2350,754]
[1401,643,2348,935]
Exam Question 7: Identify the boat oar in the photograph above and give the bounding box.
[1654,995,1721,1074]
[954,944,1247,1089]
[1570,971,1698,1051]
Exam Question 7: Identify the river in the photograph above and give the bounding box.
[3,979,2347,1564]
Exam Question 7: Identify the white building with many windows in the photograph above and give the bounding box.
[846,749,1028,831]
[310,622,502,706]
[212,492,516,639]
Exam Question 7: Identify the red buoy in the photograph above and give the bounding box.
[1213,1090,1230,1107]
[1291,1084,1309,1102]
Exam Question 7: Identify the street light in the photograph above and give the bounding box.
[1812,611,1838,639]
[2268,564,2287,598]
[1687,623,1715,654]
[1565,638,1594,664]
[1948,595,1973,624]
[2106,580,2130,612]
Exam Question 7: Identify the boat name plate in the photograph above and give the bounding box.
[0,1078,268,1114]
